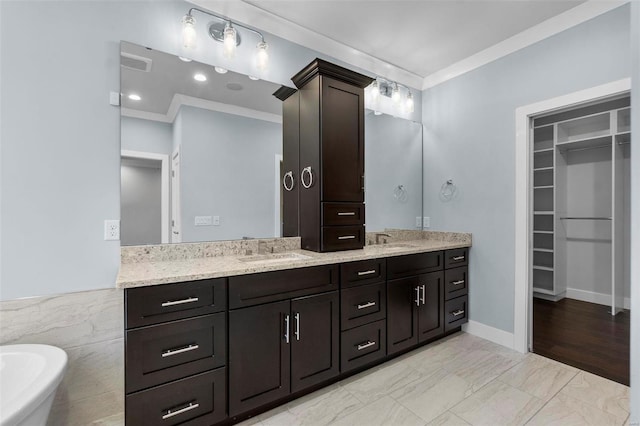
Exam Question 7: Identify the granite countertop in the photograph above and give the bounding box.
[117,230,471,289]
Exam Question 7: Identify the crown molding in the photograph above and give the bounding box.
[421,1,629,90]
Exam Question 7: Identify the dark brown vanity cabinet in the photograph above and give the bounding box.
[386,252,446,355]
[228,266,340,417]
[279,59,373,252]
[124,278,227,426]
[443,248,469,331]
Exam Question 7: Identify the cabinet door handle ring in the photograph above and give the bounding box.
[162,401,200,420]
[162,344,199,358]
[452,280,465,286]
[452,309,465,317]
[357,301,376,310]
[161,297,199,307]
[357,269,376,276]
[294,312,300,341]
[284,314,290,343]
[452,256,465,261]
[283,171,295,191]
[301,166,313,189]
[357,341,376,351]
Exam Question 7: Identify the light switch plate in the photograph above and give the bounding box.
[213,216,220,226]
[195,216,212,226]
[109,91,120,106]
[423,217,430,228]
[415,217,422,228]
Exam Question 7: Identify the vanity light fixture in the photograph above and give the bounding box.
[128,94,141,101]
[367,78,415,115]
[194,73,207,82]
[181,7,270,72]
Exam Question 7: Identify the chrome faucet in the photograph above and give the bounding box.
[375,233,391,245]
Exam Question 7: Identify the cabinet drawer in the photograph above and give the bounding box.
[126,313,226,393]
[444,296,468,331]
[341,258,386,288]
[125,278,226,329]
[126,368,226,426]
[387,251,443,280]
[229,265,339,309]
[445,248,469,269]
[341,282,386,331]
[321,225,365,252]
[341,319,386,373]
[322,202,364,226]
[445,267,468,300]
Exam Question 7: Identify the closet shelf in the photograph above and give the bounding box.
[532,287,554,295]
[533,230,553,234]
[534,148,554,154]
[556,135,612,152]
[533,248,554,253]
[533,167,554,172]
[560,217,611,220]
[534,211,554,215]
[533,265,554,272]
[534,185,553,189]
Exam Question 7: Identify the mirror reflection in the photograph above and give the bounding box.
[120,41,422,246]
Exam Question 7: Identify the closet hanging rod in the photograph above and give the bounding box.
[560,217,612,220]
[558,143,612,153]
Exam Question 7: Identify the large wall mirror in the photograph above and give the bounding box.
[120,41,423,246]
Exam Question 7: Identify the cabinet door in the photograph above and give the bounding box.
[282,91,300,237]
[387,276,419,355]
[229,301,290,416]
[417,272,444,342]
[321,76,364,202]
[291,291,340,393]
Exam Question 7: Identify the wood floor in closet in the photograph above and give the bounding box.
[533,297,630,386]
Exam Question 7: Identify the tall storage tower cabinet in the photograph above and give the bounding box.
[278,59,373,252]
[531,96,631,314]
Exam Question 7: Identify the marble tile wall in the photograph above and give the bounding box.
[0,288,124,425]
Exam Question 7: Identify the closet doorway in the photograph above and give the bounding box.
[529,95,631,385]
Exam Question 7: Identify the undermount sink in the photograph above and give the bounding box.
[239,252,313,264]
[375,243,417,250]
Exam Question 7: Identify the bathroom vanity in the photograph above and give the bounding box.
[119,233,470,425]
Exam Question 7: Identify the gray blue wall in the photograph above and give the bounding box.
[421,5,631,333]
[121,116,173,155]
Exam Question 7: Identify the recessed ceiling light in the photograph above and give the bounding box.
[373,111,383,116]
[194,73,207,82]
[179,56,192,62]
[214,67,228,74]
[128,94,141,101]
[248,75,259,81]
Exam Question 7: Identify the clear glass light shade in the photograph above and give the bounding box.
[370,80,380,102]
[182,14,197,49]
[406,92,414,113]
[391,84,401,104]
[256,41,269,71]
[223,23,237,59]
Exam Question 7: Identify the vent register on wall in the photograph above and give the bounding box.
[275,59,373,252]
[531,96,630,314]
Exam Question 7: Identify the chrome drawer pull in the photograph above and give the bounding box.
[161,297,199,307]
[415,286,420,307]
[284,314,290,343]
[338,235,356,240]
[357,301,376,310]
[162,344,199,358]
[162,402,199,420]
[421,284,426,305]
[452,280,465,286]
[452,256,465,261]
[294,312,300,341]
[337,212,356,216]
[452,309,465,317]
[357,341,376,351]
[357,269,376,276]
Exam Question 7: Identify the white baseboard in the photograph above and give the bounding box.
[565,287,631,310]
[462,320,515,351]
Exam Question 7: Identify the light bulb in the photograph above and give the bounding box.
[223,22,237,59]
[406,91,414,113]
[392,83,401,104]
[193,73,207,82]
[128,94,141,101]
[182,14,196,49]
[256,41,269,72]
[370,80,379,103]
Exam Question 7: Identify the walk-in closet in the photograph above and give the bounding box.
[530,96,631,385]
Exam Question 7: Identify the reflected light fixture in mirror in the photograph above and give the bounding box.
[181,7,269,73]
[367,78,415,114]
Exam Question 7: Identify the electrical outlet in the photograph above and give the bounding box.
[213,216,220,226]
[195,216,212,226]
[104,220,120,241]
[423,217,430,228]
[415,216,422,228]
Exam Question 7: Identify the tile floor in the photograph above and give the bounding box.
[239,332,630,426]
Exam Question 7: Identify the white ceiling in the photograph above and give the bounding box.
[243,0,586,78]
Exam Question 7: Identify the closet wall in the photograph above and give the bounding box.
[531,97,631,313]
